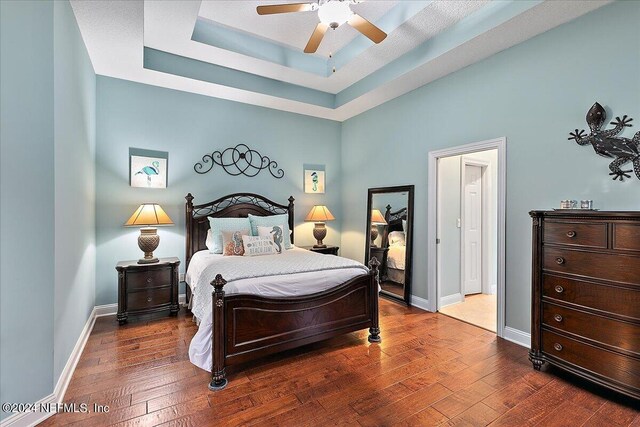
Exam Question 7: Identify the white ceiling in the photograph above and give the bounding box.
[70,0,612,122]
[198,1,399,58]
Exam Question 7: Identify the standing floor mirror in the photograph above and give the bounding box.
[365,185,414,306]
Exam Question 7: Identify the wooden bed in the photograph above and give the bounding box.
[185,192,381,390]
[382,205,407,248]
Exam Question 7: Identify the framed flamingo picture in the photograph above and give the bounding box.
[129,148,168,188]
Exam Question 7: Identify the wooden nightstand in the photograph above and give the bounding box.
[116,257,180,324]
[301,245,339,255]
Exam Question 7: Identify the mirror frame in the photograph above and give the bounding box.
[364,185,415,306]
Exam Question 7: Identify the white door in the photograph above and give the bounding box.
[463,164,482,295]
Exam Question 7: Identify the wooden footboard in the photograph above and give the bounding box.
[208,259,381,390]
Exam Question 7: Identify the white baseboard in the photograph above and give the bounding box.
[410,294,431,312]
[1,293,188,427]
[503,326,531,348]
[440,292,463,308]
[490,284,497,295]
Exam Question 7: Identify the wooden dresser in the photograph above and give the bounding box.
[529,211,640,399]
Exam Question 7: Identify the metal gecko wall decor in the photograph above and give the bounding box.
[568,102,640,182]
[194,144,284,179]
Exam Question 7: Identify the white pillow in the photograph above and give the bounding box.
[402,219,407,234]
[248,214,292,249]
[205,229,213,251]
[257,225,286,254]
[388,231,406,247]
[242,235,278,256]
[207,217,251,254]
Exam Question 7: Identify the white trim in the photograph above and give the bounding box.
[428,137,507,339]
[503,326,531,348]
[440,293,463,308]
[410,294,431,312]
[1,293,188,427]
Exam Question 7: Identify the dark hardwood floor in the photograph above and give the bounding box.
[41,300,639,426]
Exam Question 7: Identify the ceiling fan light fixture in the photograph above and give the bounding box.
[318,1,353,29]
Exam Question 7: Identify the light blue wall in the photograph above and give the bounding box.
[53,0,96,382]
[340,1,640,333]
[95,77,342,305]
[0,0,55,418]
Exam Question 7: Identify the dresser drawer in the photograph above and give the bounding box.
[542,330,640,391]
[543,275,640,320]
[613,223,640,252]
[544,221,607,248]
[127,287,171,311]
[543,247,640,286]
[127,268,172,291]
[542,303,640,354]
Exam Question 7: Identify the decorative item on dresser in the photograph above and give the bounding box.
[124,203,174,264]
[301,245,339,255]
[116,257,180,324]
[529,210,640,400]
[185,193,380,390]
[304,205,335,248]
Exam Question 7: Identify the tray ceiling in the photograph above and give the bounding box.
[71,0,611,121]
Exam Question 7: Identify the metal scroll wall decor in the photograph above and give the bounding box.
[194,144,284,179]
[568,102,640,182]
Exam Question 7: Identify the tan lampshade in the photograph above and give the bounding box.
[304,205,335,222]
[124,204,174,227]
[370,209,387,225]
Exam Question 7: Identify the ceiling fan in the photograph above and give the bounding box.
[257,0,387,54]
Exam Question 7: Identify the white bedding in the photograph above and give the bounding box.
[186,247,369,372]
[386,245,406,270]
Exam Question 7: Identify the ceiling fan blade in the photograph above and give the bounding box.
[257,2,315,15]
[304,22,329,53]
[347,13,387,44]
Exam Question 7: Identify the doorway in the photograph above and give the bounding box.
[427,138,506,336]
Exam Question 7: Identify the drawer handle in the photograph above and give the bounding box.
[147,297,152,302]
[553,343,563,351]
[566,231,576,238]
[554,314,563,322]
[555,257,565,265]
[147,277,153,283]
[555,285,564,293]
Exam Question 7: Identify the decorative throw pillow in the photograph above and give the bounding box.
[221,231,245,256]
[257,225,285,254]
[242,235,277,256]
[207,217,251,254]
[248,214,292,249]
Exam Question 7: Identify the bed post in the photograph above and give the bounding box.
[209,274,228,391]
[185,193,194,305]
[368,257,381,343]
[287,196,295,244]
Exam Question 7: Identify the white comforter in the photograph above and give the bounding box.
[186,247,369,371]
[387,245,406,270]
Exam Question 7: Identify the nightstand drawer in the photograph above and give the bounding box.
[128,287,172,311]
[127,268,172,291]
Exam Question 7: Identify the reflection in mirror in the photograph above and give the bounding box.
[365,185,414,306]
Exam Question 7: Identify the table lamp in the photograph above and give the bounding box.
[125,204,174,264]
[304,205,335,248]
[370,209,387,247]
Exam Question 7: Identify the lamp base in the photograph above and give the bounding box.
[312,222,327,248]
[137,227,160,264]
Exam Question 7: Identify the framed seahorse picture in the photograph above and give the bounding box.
[303,164,325,194]
[129,148,169,188]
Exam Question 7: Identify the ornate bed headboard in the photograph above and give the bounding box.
[185,193,294,268]
[382,204,407,248]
